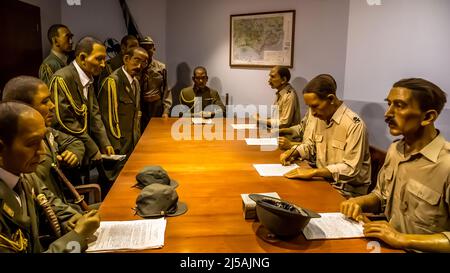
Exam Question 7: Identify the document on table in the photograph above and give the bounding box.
[86,218,167,252]
[253,164,298,177]
[303,213,364,240]
[192,117,213,124]
[231,123,257,130]
[245,138,277,146]
[101,154,127,161]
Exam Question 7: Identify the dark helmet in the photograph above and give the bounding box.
[249,194,321,238]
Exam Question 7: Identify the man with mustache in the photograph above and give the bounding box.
[0,102,100,252]
[98,47,149,157]
[39,24,74,86]
[341,78,450,252]
[280,74,371,198]
[49,36,114,168]
[2,76,84,209]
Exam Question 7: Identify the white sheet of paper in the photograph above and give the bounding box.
[231,123,257,130]
[303,212,364,240]
[192,118,213,124]
[86,218,167,252]
[101,154,127,161]
[253,164,298,177]
[245,138,277,146]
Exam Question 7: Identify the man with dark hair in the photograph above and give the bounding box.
[179,66,225,118]
[49,36,114,168]
[98,47,148,156]
[0,102,100,253]
[140,36,172,128]
[255,66,301,129]
[39,24,74,85]
[281,74,371,197]
[341,78,450,252]
[2,76,84,208]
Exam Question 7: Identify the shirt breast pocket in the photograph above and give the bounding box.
[405,179,442,227]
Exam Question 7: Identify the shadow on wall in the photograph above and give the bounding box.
[291,77,308,117]
[170,62,192,111]
[209,77,229,105]
[359,102,393,150]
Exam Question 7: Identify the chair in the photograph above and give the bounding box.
[368,145,387,193]
[75,184,102,204]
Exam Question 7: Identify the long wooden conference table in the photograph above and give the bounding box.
[99,118,401,253]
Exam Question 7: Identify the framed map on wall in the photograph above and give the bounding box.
[230,10,295,68]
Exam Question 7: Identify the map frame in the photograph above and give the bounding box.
[229,10,295,68]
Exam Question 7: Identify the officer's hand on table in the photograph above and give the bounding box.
[284,168,316,179]
[280,148,299,166]
[363,221,404,249]
[65,213,82,231]
[278,137,292,150]
[73,210,100,238]
[340,199,364,221]
[57,150,79,167]
[162,113,169,119]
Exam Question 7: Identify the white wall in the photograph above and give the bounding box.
[166,0,350,113]
[20,0,61,58]
[344,0,450,108]
[60,0,167,61]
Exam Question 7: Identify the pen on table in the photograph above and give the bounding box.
[284,143,300,165]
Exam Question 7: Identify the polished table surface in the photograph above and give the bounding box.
[99,118,402,253]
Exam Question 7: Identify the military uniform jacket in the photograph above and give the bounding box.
[372,133,450,241]
[35,128,84,208]
[179,86,226,116]
[39,51,66,86]
[50,63,111,162]
[141,59,172,115]
[0,174,86,253]
[98,67,141,156]
[270,83,301,128]
[295,103,371,197]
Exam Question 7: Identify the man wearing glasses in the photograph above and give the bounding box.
[98,47,149,157]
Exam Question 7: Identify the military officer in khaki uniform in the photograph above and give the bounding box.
[281,74,371,197]
[39,24,74,86]
[49,37,114,166]
[255,66,301,129]
[2,76,85,209]
[0,102,100,253]
[341,78,450,253]
[179,66,225,118]
[98,47,149,156]
[140,36,172,129]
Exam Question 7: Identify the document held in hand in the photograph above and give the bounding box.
[302,213,364,240]
[87,218,167,252]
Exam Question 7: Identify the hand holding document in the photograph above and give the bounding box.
[303,212,364,240]
[253,164,298,177]
[245,138,277,146]
[101,154,127,161]
[86,218,167,252]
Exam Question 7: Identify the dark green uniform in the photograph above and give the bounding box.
[98,67,141,156]
[0,174,86,253]
[39,51,67,86]
[49,63,111,165]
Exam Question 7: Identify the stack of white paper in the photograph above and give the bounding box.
[231,123,257,130]
[253,164,298,177]
[303,213,364,240]
[87,218,167,252]
[192,118,213,124]
[245,138,277,146]
[101,154,127,161]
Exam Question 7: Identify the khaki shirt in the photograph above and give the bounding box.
[269,83,301,128]
[141,59,172,115]
[296,103,371,197]
[372,133,450,241]
[290,109,316,141]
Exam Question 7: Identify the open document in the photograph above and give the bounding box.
[245,138,277,146]
[192,117,213,125]
[87,218,167,252]
[303,213,364,240]
[231,123,257,130]
[253,164,298,177]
